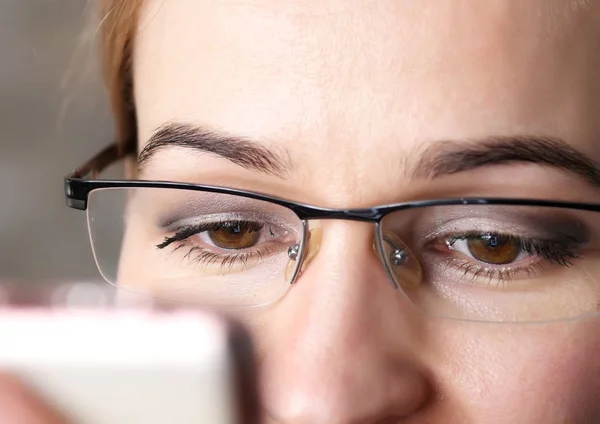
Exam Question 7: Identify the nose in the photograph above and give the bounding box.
[259,222,432,424]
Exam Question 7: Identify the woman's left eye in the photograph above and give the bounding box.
[446,233,527,265]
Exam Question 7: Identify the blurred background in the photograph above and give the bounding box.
[0,1,110,280]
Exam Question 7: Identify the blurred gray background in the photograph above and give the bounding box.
[0,1,111,280]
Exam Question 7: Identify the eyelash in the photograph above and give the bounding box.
[176,245,267,271]
[432,232,582,285]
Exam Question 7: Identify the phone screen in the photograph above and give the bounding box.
[0,281,259,424]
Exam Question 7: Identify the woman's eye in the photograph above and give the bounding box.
[447,233,523,265]
[204,222,261,250]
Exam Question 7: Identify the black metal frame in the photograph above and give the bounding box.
[64,143,600,308]
[65,143,600,219]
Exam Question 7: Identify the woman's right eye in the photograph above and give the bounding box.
[198,221,263,250]
[157,219,267,251]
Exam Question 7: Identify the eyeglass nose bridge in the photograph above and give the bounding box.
[285,220,422,290]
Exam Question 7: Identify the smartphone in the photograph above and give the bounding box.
[0,282,259,424]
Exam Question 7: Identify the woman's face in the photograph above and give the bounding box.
[121,0,600,422]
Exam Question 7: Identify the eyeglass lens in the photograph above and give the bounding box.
[86,187,600,322]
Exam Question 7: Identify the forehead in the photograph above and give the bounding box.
[133,0,600,194]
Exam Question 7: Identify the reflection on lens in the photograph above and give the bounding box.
[379,204,600,322]
[87,187,304,306]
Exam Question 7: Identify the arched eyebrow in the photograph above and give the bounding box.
[139,122,293,178]
[411,135,600,187]
[140,122,600,188]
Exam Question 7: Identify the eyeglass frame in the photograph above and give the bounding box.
[64,142,600,294]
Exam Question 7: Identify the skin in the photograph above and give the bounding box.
[4,0,600,423]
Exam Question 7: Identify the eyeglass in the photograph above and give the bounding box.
[64,143,600,323]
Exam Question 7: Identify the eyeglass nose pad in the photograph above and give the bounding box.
[379,233,422,289]
[285,227,322,282]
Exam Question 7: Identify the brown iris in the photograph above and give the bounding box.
[208,222,261,249]
[466,234,520,265]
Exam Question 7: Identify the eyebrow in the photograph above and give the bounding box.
[140,123,600,188]
[139,123,292,177]
[412,135,600,188]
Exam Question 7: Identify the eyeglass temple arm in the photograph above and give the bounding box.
[67,142,134,179]
[64,142,135,210]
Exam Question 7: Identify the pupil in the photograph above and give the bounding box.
[487,235,499,247]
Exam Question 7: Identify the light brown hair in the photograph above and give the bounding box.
[98,0,144,156]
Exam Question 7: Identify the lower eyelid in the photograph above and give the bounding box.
[428,252,547,278]
[435,257,546,285]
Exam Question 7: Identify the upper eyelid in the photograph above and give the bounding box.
[158,211,294,229]
[416,217,589,241]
